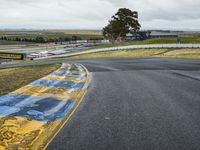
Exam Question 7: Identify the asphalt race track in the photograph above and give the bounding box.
[1,58,200,150]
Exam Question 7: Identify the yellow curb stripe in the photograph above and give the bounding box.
[43,65,91,150]
[55,69,87,74]
[43,89,88,150]
[0,116,46,149]
[44,75,87,82]
[13,85,84,100]
[0,63,91,150]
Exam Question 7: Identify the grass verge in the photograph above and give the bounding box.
[87,37,200,50]
[66,48,200,60]
[0,64,61,95]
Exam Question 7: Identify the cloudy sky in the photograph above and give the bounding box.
[0,0,200,30]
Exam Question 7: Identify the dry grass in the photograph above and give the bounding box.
[67,48,200,60]
[64,30,102,35]
[0,64,61,95]
[158,49,200,59]
[68,49,170,59]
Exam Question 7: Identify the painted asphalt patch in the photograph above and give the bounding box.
[0,93,75,122]
[29,78,85,89]
[0,63,90,149]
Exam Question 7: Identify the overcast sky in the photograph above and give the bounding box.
[0,0,200,30]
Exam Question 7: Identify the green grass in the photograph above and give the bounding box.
[2,33,99,40]
[92,36,200,48]
[181,36,200,44]
[0,40,33,45]
[0,64,61,95]
[1,30,200,45]
[0,30,103,41]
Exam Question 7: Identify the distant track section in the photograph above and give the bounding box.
[34,44,200,60]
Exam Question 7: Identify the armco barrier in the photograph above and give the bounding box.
[0,63,90,149]
[34,44,200,60]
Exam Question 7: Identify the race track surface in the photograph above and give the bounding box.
[1,58,200,150]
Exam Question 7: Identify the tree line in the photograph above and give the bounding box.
[0,36,103,43]
[1,8,140,44]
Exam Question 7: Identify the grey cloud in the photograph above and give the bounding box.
[0,0,199,30]
[102,0,129,6]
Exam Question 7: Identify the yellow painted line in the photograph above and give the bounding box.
[43,65,91,150]
[0,116,62,150]
[55,69,87,75]
[43,89,89,150]
[56,69,85,74]
[13,85,83,100]
[0,63,91,150]
[0,116,45,149]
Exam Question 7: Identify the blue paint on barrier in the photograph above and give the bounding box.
[51,72,86,78]
[0,93,75,122]
[30,79,85,89]
[59,67,85,72]
[51,71,68,76]
[0,64,87,122]
[15,99,75,122]
[59,67,70,71]
[67,73,86,78]
[0,93,30,105]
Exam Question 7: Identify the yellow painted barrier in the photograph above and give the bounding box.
[0,63,91,149]
[0,53,26,60]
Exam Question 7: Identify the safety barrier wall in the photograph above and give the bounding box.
[34,44,200,60]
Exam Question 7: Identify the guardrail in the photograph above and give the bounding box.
[34,44,200,60]
[93,44,200,51]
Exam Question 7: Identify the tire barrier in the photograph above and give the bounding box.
[0,63,90,149]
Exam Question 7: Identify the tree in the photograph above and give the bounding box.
[3,36,8,40]
[35,36,46,43]
[102,8,141,41]
[64,37,71,41]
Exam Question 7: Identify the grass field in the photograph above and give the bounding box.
[87,36,200,50]
[1,33,103,40]
[0,40,33,45]
[63,29,102,35]
[0,30,200,46]
[0,64,60,95]
[0,30,103,42]
[67,48,200,60]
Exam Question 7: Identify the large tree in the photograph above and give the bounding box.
[103,8,141,41]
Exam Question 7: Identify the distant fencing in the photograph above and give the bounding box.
[96,44,200,51]
[34,44,200,60]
